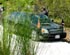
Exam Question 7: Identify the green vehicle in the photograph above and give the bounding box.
[8,12,66,41]
[31,14,66,40]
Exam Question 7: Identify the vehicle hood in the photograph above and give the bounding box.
[41,23,60,29]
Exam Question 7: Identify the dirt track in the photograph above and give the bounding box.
[65,28,70,41]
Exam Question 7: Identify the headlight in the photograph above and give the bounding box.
[41,28,49,34]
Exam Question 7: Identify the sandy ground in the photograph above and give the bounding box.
[34,41,70,55]
[65,28,70,41]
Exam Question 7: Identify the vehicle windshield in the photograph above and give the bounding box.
[31,14,52,25]
[39,14,52,24]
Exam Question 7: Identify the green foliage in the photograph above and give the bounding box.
[1,0,70,55]
[1,0,35,55]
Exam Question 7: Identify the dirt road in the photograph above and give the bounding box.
[65,28,70,41]
[34,41,70,55]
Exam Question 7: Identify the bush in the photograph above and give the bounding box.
[64,17,70,27]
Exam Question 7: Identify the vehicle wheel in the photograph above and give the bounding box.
[31,30,39,41]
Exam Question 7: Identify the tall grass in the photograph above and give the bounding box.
[0,1,38,55]
[0,11,38,55]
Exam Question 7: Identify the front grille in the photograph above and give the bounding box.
[49,29,63,34]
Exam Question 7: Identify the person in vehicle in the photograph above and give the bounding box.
[41,7,48,16]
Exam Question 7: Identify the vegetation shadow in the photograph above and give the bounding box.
[35,39,70,43]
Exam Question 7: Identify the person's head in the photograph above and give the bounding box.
[42,7,46,11]
[43,8,46,10]
[0,3,2,5]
